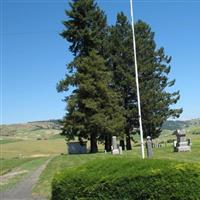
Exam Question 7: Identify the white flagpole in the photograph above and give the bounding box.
[130,0,145,159]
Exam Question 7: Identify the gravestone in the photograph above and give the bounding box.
[112,136,117,149]
[112,136,120,155]
[146,136,153,158]
[173,140,177,151]
[174,129,191,152]
[119,146,123,155]
[68,141,87,154]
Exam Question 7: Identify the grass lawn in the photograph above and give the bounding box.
[0,157,48,192]
[1,130,199,199]
[33,135,200,199]
[0,138,66,159]
[1,157,38,175]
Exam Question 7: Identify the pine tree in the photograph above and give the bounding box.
[107,12,136,150]
[58,0,125,153]
[107,12,182,141]
[58,51,125,153]
[135,20,182,138]
[60,0,107,57]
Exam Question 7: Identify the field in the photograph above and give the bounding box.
[0,119,200,199]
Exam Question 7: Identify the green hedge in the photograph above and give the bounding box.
[52,158,200,200]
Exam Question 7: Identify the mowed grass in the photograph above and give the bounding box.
[1,128,199,199]
[0,157,36,175]
[33,135,200,199]
[0,138,23,145]
[1,138,66,159]
[0,157,48,191]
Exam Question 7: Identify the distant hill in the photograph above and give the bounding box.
[162,118,200,131]
[1,118,199,138]
[0,120,62,139]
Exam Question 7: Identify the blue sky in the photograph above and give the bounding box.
[1,0,200,124]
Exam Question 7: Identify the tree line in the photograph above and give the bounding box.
[57,0,182,153]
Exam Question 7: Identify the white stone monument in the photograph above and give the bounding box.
[112,136,122,155]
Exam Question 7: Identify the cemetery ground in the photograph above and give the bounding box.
[0,122,200,199]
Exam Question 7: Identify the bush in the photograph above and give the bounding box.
[167,139,174,143]
[52,158,200,200]
[192,129,200,135]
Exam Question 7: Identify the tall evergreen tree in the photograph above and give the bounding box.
[60,0,107,57]
[58,0,125,152]
[107,12,136,150]
[135,20,182,138]
[107,12,182,141]
[58,51,125,153]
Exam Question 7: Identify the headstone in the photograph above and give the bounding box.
[173,140,177,151]
[119,146,123,155]
[146,136,153,158]
[174,129,191,152]
[112,136,117,150]
[68,141,87,154]
[112,136,120,155]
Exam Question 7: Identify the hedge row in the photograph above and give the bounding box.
[52,158,200,200]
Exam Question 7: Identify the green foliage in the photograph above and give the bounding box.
[52,158,200,200]
[190,126,200,135]
[58,0,125,152]
[58,0,183,152]
[33,154,104,198]
[58,51,125,152]
[106,13,136,148]
[60,0,106,57]
[107,13,182,139]
[134,20,182,138]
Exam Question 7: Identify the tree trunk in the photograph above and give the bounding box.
[90,133,98,153]
[126,135,132,150]
[120,140,125,150]
[105,134,112,152]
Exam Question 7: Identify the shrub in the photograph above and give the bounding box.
[52,158,200,200]
[167,139,174,143]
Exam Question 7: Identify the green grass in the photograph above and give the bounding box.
[0,157,48,192]
[0,157,35,175]
[0,138,23,145]
[32,154,105,198]
[33,134,200,199]
[52,158,200,200]
[1,138,66,159]
[1,123,199,199]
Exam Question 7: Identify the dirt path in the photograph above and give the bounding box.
[0,158,51,200]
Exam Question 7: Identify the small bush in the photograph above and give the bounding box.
[52,158,200,200]
[192,130,200,135]
[167,139,174,143]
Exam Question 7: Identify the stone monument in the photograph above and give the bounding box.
[112,136,121,155]
[174,129,191,152]
[146,136,153,158]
